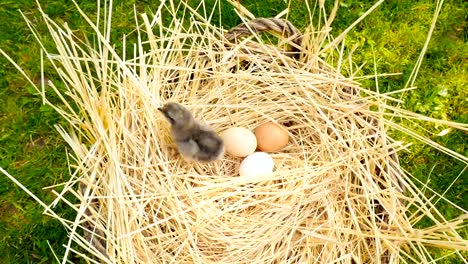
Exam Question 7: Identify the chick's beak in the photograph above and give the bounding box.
[158,107,174,124]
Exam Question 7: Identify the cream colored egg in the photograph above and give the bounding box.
[221,127,257,157]
[255,122,289,152]
[239,152,274,177]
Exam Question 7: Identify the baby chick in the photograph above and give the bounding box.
[158,102,224,162]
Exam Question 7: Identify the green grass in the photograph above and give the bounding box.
[0,0,466,263]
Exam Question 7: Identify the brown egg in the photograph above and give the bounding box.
[254,122,289,152]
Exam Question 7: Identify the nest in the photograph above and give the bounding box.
[4,1,467,263]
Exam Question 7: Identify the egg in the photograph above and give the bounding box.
[221,127,257,157]
[239,152,274,177]
[254,122,289,152]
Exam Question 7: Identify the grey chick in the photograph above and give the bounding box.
[158,102,224,162]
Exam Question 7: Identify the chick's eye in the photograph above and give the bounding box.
[160,109,175,124]
[166,115,176,124]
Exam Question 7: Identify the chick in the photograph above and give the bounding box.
[158,102,224,162]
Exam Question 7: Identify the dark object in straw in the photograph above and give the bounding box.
[80,183,109,259]
[158,102,224,162]
[170,18,303,86]
[225,18,303,58]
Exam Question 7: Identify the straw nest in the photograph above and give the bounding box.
[2,0,467,263]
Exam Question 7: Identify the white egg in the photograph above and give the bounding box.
[239,152,274,177]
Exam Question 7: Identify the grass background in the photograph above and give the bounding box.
[0,0,466,263]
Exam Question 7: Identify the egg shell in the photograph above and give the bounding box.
[254,122,289,152]
[221,127,257,157]
[239,152,274,177]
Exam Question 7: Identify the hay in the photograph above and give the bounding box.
[1,0,467,263]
